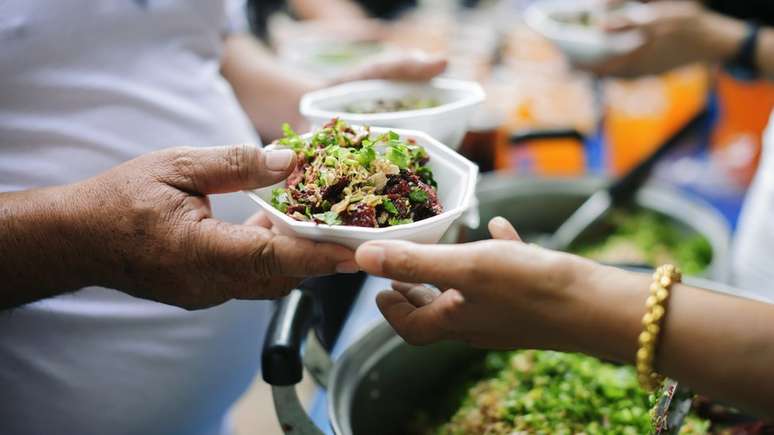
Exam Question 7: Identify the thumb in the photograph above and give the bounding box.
[488,216,521,241]
[159,145,296,194]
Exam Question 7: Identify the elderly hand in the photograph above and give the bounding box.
[580,1,743,77]
[354,217,611,350]
[66,145,356,310]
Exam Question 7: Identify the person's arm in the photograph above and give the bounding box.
[219,34,446,141]
[0,145,357,311]
[354,217,774,417]
[287,0,367,21]
[586,1,774,80]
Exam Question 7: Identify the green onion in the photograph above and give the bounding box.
[409,188,428,203]
[313,211,342,225]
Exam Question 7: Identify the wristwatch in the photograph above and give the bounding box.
[725,20,761,81]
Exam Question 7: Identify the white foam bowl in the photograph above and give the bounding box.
[525,0,651,65]
[299,78,486,150]
[245,127,478,249]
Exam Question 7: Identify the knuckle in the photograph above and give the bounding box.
[223,145,254,184]
[385,248,419,280]
[249,235,281,279]
[164,147,203,189]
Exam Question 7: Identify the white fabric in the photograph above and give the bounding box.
[0,1,271,435]
[733,110,774,302]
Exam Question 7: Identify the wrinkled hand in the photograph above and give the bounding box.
[354,217,596,350]
[332,51,447,84]
[74,145,356,310]
[579,1,718,77]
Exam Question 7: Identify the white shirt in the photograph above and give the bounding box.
[0,2,271,435]
[733,110,774,302]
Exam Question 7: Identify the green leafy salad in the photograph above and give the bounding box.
[270,119,442,228]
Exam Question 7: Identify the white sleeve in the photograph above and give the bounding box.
[223,0,249,35]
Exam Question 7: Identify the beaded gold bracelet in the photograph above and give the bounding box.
[636,264,681,391]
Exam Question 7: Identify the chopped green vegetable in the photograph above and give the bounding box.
[313,211,341,225]
[388,217,414,226]
[415,350,709,435]
[386,142,411,169]
[409,188,428,204]
[271,188,290,213]
[382,199,399,215]
[356,145,376,167]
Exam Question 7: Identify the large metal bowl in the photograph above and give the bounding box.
[466,175,732,280]
[262,176,734,435]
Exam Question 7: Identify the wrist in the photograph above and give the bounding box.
[562,258,650,364]
[56,180,116,289]
[698,10,748,64]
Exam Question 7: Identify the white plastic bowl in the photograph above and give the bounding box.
[299,78,486,150]
[525,0,651,65]
[245,127,478,249]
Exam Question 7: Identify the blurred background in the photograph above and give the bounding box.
[231,0,774,433]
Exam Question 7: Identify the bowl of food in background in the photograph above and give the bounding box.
[299,78,486,150]
[244,119,478,249]
[525,0,652,64]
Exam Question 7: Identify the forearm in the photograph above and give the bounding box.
[221,34,323,141]
[0,184,104,309]
[757,27,774,80]
[572,262,774,417]
[288,0,366,21]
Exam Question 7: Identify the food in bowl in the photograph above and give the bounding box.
[270,119,442,228]
[571,210,713,276]
[343,96,441,114]
[413,350,710,434]
[550,2,627,28]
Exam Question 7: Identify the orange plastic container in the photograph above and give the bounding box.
[710,70,774,186]
[605,65,709,175]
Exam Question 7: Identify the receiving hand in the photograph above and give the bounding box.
[73,145,356,310]
[354,217,598,350]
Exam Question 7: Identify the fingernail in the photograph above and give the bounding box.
[491,216,508,229]
[335,260,360,274]
[265,149,295,171]
[355,244,385,275]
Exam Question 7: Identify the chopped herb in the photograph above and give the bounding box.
[388,217,413,226]
[356,145,376,167]
[271,188,290,213]
[386,144,410,169]
[409,188,428,203]
[382,199,399,215]
[313,211,342,225]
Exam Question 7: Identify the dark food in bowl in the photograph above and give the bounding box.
[270,118,442,227]
[344,96,440,114]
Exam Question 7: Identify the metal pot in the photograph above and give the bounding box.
[262,176,734,435]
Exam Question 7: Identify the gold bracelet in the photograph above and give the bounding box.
[636,264,681,391]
